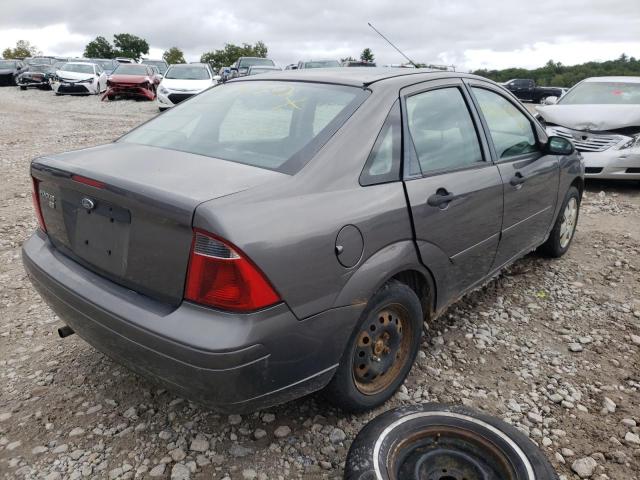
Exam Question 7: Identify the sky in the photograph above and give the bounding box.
[1,0,639,71]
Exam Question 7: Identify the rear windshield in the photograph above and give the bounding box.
[560,81,640,105]
[238,58,275,68]
[121,81,368,174]
[165,66,210,80]
[60,64,94,74]
[113,64,149,75]
[304,61,340,69]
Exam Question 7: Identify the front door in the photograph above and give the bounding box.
[402,79,504,302]
[467,81,559,270]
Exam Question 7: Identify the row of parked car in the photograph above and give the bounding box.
[1,55,377,112]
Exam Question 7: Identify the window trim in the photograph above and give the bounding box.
[400,81,491,180]
[359,99,402,186]
[464,80,547,165]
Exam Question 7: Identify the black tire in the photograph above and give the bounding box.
[19,85,27,90]
[324,280,422,412]
[539,186,580,258]
[345,403,559,480]
[107,94,115,101]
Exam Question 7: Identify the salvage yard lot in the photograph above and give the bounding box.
[0,87,639,479]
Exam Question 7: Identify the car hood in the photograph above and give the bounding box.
[160,78,212,91]
[109,74,149,84]
[57,70,96,82]
[536,104,640,131]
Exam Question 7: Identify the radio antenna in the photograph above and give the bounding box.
[368,22,418,68]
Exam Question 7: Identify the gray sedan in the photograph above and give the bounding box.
[23,69,584,413]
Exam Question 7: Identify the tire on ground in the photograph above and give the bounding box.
[345,403,559,480]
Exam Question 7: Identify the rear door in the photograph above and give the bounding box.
[466,80,559,270]
[402,79,503,300]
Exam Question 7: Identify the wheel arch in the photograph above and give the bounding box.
[333,240,437,321]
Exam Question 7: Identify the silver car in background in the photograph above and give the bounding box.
[536,76,640,180]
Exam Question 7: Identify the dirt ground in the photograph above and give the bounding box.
[0,87,639,480]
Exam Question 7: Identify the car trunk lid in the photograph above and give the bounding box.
[32,142,285,305]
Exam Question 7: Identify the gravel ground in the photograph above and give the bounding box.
[1,87,639,480]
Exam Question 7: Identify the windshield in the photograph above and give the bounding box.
[142,60,168,73]
[121,81,368,174]
[165,66,210,80]
[27,58,54,65]
[60,63,95,74]
[304,60,340,69]
[113,64,149,75]
[559,81,640,105]
[27,64,52,73]
[0,61,17,69]
[94,60,116,70]
[238,58,275,68]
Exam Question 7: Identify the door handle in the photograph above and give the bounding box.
[510,172,526,187]
[427,189,455,208]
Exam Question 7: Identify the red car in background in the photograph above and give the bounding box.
[103,64,160,101]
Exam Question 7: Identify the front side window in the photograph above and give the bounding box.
[472,87,538,159]
[121,81,368,174]
[407,87,483,174]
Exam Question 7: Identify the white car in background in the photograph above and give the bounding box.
[157,63,216,111]
[52,62,107,95]
[536,76,640,181]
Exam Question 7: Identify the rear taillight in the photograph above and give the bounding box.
[31,177,47,233]
[184,229,281,312]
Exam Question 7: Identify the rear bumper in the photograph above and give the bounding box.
[22,231,362,412]
[581,150,640,180]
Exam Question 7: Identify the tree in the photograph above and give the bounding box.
[2,40,40,59]
[83,36,115,59]
[112,33,149,61]
[163,47,186,65]
[360,48,375,63]
[200,41,268,71]
[340,56,356,63]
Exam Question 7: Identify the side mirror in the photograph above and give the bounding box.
[542,96,558,105]
[546,136,574,155]
[213,75,221,82]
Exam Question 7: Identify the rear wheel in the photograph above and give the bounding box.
[19,86,27,91]
[345,403,559,480]
[324,280,422,412]
[539,186,580,257]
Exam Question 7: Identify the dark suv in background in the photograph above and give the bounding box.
[502,78,563,103]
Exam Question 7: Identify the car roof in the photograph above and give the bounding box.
[63,62,96,66]
[582,76,640,83]
[233,67,483,87]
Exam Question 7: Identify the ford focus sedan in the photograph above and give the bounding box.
[23,69,584,413]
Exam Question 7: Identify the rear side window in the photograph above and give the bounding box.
[406,87,483,175]
[472,87,538,159]
[121,81,368,174]
[360,101,401,185]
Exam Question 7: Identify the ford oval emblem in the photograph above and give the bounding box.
[81,197,95,210]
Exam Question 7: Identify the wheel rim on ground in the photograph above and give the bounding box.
[559,197,578,248]
[387,423,529,480]
[352,304,413,395]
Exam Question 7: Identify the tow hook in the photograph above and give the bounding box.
[58,325,75,338]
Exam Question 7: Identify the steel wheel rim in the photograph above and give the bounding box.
[352,304,413,395]
[559,197,577,248]
[390,425,524,480]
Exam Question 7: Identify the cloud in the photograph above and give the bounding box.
[1,0,639,70]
